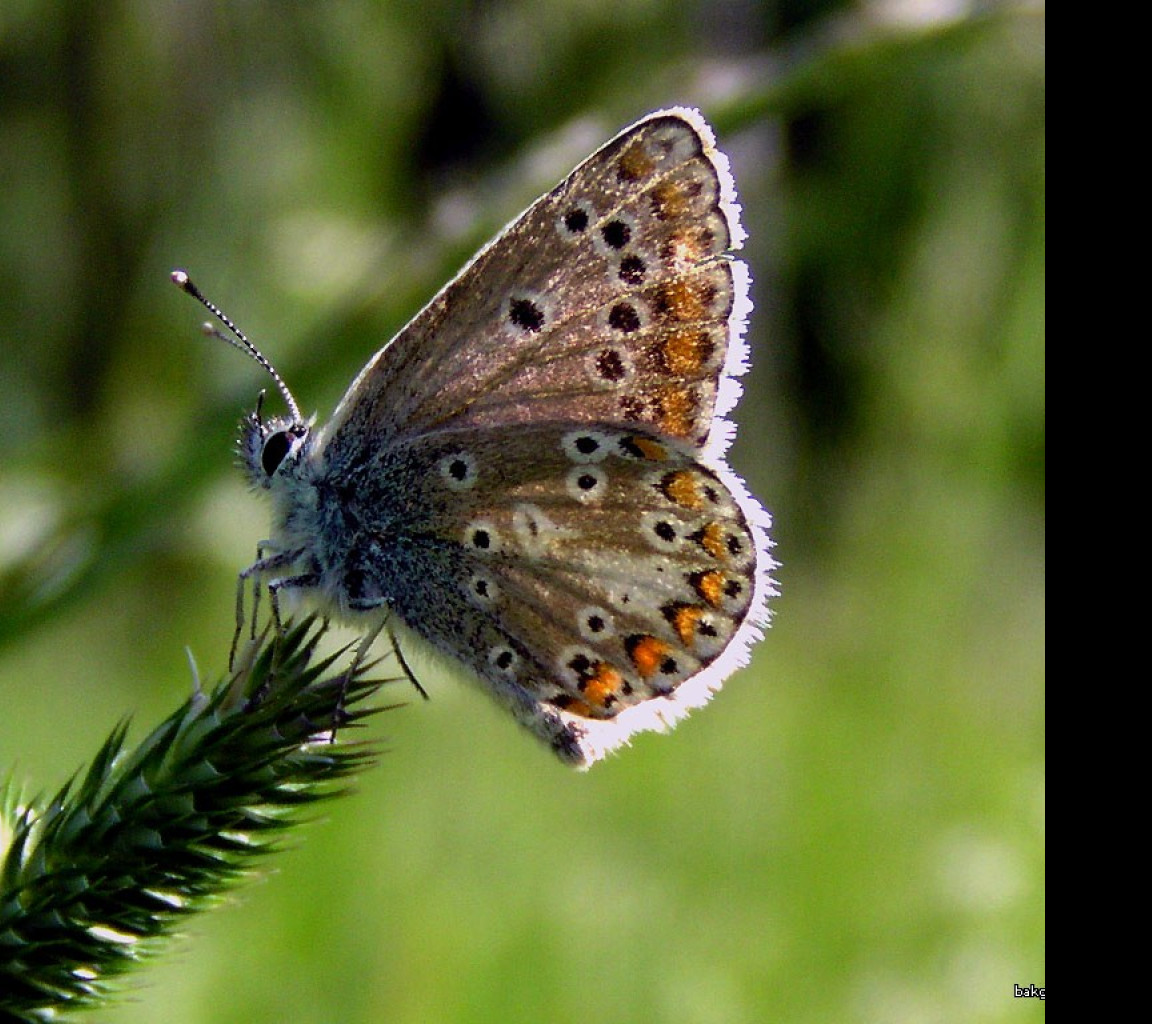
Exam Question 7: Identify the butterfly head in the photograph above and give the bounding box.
[238,390,313,490]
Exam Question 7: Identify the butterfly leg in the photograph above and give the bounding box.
[266,571,322,633]
[246,541,281,642]
[344,590,429,699]
[339,616,388,739]
[387,623,430,701]
[231,544,307,668]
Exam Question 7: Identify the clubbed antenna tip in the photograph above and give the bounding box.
[171,269,303,423]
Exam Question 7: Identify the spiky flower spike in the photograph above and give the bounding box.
[0,618,399,1021]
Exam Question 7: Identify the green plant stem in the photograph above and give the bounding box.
[1,618,398,1021]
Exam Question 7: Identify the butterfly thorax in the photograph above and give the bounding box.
[246,416,427,621]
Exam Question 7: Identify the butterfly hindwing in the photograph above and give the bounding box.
[336,421,765,763]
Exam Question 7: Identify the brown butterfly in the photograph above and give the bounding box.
[176,108,776,767]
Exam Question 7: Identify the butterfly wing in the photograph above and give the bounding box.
[315,108,775,765]
[322,107,751,461]
[360,423,769,765]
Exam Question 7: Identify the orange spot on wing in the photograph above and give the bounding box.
[668,604,706,645]
[694,522,728,560]
[654,386,698,438]
[627,635,673,679]
[660,329,715,375]
[692,569,727,608]
[662,470,702,509]
[651,180,689,220]
[559,697,597,718]
[618,141,655,181]
[626,436,669,461]
[581,663,624,708]
[655,279,713,323]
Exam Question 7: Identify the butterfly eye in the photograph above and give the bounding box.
[261,430,293,476]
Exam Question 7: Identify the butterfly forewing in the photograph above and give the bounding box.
[324,109,749,452]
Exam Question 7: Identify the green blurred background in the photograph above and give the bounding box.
[1,2,1043,1021]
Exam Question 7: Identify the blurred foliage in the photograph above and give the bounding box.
[1,2,1042,1023]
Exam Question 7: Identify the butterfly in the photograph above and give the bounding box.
[175,107,776,767]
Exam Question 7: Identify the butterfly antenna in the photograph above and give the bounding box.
[171,269,303,423]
